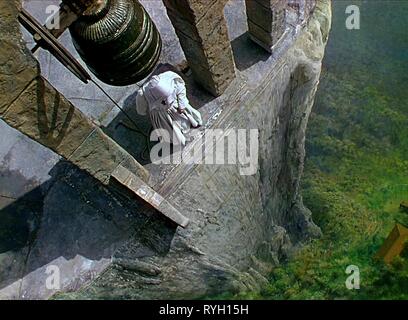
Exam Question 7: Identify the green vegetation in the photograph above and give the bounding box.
[225,1,408,300]
[242,70,408,299]
[223,72,408,299]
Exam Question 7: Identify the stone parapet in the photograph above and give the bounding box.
[163,0,236,96]
[245,0,287,53]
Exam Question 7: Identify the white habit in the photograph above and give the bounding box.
[135,71,203,146]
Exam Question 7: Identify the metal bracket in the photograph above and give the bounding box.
[18,8,91,84]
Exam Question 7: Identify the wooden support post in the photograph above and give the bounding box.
[375,223,408,264]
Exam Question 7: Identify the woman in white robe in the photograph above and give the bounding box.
[135,71,203,146]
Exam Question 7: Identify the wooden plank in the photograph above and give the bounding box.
[375,223,408,264]
[111,165,189,228]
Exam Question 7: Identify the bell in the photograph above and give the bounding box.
[69,0,162,86]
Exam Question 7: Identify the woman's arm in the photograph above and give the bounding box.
[174,78,190,113]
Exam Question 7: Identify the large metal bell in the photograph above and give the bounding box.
[69,0,162,86]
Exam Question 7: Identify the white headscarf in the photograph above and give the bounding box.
[145,75,174,105]
[135,72,183,115]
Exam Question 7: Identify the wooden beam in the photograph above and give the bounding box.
[375,223,408,264]
[111,165,190,228]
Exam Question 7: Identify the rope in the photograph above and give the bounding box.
[91,79,152,161]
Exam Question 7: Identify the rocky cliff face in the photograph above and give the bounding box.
[0,0,331,299]
[58,0,332,299]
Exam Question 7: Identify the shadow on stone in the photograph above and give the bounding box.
[0,170,44,255]
[231,32,270,72]
[103,93,153,166]
[0,160,177,294]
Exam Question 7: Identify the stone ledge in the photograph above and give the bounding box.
[3,76,96,157]
[68,127,149,185]
[0,1,39,114]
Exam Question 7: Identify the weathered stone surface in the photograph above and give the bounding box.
[166,3,233,69]
[246,0,274,32]
[0,2,151,298]
[68,128,149,184]
[188,53,237,96]
[0,0,331,300]
[247,20,275,48]
[54,0,332,300]
[111,165,189,227]
[163,0,222,23]
[2,71,149,198]
[1,20,149,188]
[3,77,96,158]
[189,0,228,20]
[120,153,151,183]
[0,163,146,299]
[163,0,236,96]
[0,0,39,115]
[246,0,287,52]
[0,248,29,297]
